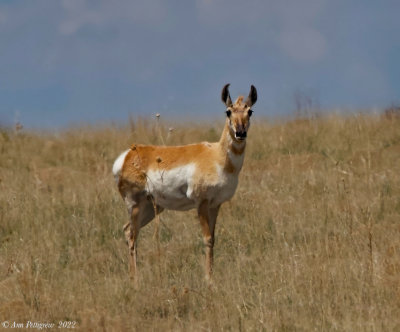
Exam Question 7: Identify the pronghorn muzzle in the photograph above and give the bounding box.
[235,125,247,140]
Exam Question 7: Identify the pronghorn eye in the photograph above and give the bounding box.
[226,110,232,117]
[248,110,253,117]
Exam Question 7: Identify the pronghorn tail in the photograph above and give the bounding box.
[112,149,130,183]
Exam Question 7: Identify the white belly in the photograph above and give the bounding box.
[145,164,197,211]
[145,162,239,210]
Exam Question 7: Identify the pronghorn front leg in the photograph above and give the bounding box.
[198,201,220,282]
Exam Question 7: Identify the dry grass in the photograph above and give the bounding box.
[1,113,400,331]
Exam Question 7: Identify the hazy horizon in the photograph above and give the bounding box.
[1,1,399,128]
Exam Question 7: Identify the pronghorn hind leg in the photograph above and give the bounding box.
[139,196,164,228]
[122,200,159,242]
[123,195,164,284]
[198,201,220,283]
[127,204,141,284]
[122,193,145,284]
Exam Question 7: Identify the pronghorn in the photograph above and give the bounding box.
[113,84,257,283]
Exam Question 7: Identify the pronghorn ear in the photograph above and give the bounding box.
[221,83,233,107]
[245,85,257,107]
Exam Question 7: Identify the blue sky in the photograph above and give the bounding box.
[0,0,399,128]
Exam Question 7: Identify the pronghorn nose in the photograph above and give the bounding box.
[235,123,246,139]
[235,129,247,139]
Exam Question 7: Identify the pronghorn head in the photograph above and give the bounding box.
[221,84,257,142]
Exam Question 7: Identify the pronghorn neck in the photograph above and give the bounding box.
[219,120,246,173]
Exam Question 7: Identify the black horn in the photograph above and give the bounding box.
[221,83,233,107]
[245,85,257,107]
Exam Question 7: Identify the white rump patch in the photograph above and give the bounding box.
[112,149,130,182]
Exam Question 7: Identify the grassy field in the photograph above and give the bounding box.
[1,113,400,331]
